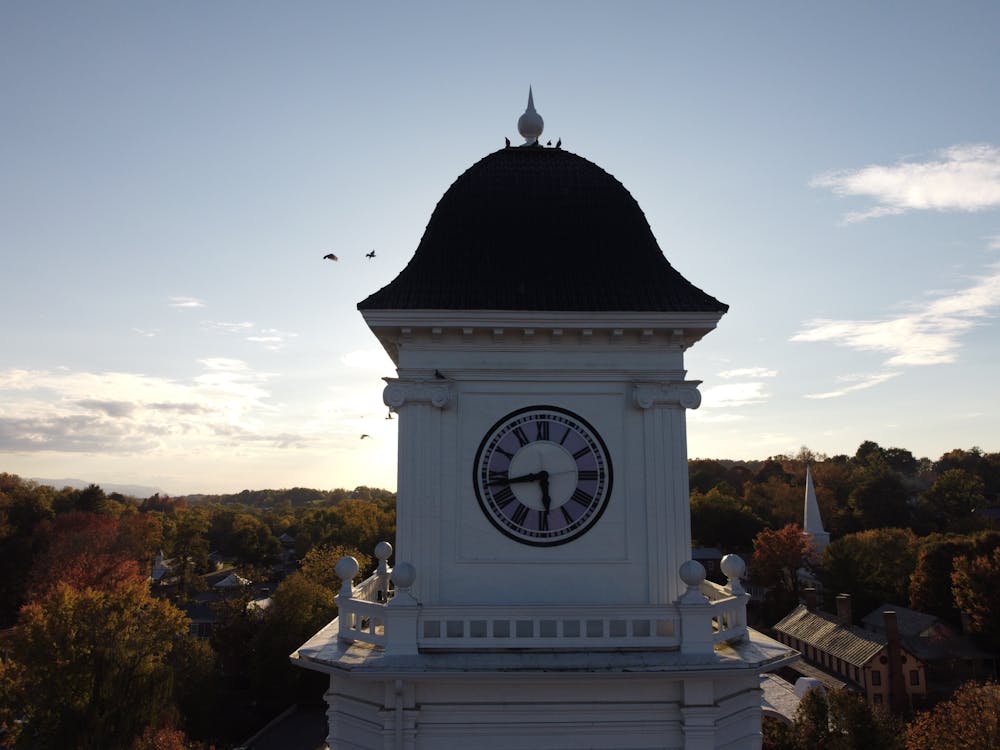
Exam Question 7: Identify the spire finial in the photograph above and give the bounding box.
[517,86,544,145]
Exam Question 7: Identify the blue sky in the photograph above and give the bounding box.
[2,2,999,494]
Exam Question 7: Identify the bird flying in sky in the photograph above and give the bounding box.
[366,250,376,259]
[360,434,371,439]
[323,253,338,261]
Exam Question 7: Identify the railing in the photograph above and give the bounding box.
[333,544,750,657]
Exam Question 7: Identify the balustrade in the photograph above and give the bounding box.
[332,543,749,657]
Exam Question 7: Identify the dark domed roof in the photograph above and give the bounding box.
[358,145,727,313]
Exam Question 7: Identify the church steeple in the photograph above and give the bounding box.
[803,465,830,553]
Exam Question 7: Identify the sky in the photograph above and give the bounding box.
[2,2,999,495]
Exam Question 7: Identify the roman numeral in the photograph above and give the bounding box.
[495,446,514,460]
[493,486,516,508]
[511,503,530,526]
[538,510,549,531]
[573,447,591,460]
[577,470,599,481]
[561,507,574,524]
[488,470,508,482]
[559,426,571,445]
[536,420,550,441]
[570,488,594,508]
[512,426,530,446]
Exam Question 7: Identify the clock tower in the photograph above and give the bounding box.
[294,92,796,750]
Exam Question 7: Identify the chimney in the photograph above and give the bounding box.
[804,587,818,610]
[883,610,908,714]
[836,594,853,625]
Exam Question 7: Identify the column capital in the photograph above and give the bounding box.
[633,381,702,410]
[383,378,455,410]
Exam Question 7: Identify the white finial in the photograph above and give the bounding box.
[517,86,544,144]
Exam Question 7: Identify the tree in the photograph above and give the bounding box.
[300,543,373,590]
[3,581,190,749]
[250,572,336,707]
[909,531,1000,621]
[28,512,146,597]
[951,547,1000,649]
[762,687,903,750]
[744,476,804,529]
[904,681,1000,750]
[847,462,910,530]
[690,487,766,552]
[750,524,815,617]
[169,508,211,597]
[821,528,917,618]
[918,469,985,532]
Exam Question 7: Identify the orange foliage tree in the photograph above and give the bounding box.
[904,681,1000,750]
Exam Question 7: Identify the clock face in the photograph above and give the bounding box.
[473,406,613,546]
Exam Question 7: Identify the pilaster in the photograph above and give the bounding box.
[634,381,702,603]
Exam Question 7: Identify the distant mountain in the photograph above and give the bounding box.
[30,477,164,498]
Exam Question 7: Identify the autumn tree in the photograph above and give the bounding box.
[28,512,146,597]
[908,531,1000,621]
[904,681,1000,750]
[750,524,815,617]
[2,581,190,749]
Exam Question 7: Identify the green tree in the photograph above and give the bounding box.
[250,572,336,707]
[951,547,1000,649]
[847,462,910,529]
[821,528,917,618]
[169,508,211,597]
[300,543,373,590]
[918,469,985,532]
[763,687,903,750]
[690,487,766,552]
[2,581,189,749]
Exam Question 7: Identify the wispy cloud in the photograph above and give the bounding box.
[700,382,770,409]
[169,296,206,309]
[717,367,778,379]
[204,321,298,350]
[792,263,1000,366]
[803,371,902,400]
[203,321,254,334]
[811,144,1000,222]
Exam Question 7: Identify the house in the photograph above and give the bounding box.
[860,602,997,701]
[773,599,926,712]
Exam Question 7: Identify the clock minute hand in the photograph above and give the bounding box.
[489,470,548,486]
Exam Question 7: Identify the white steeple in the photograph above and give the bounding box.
[803,465,830,553]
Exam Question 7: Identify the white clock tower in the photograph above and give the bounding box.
[293,93,795,750]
